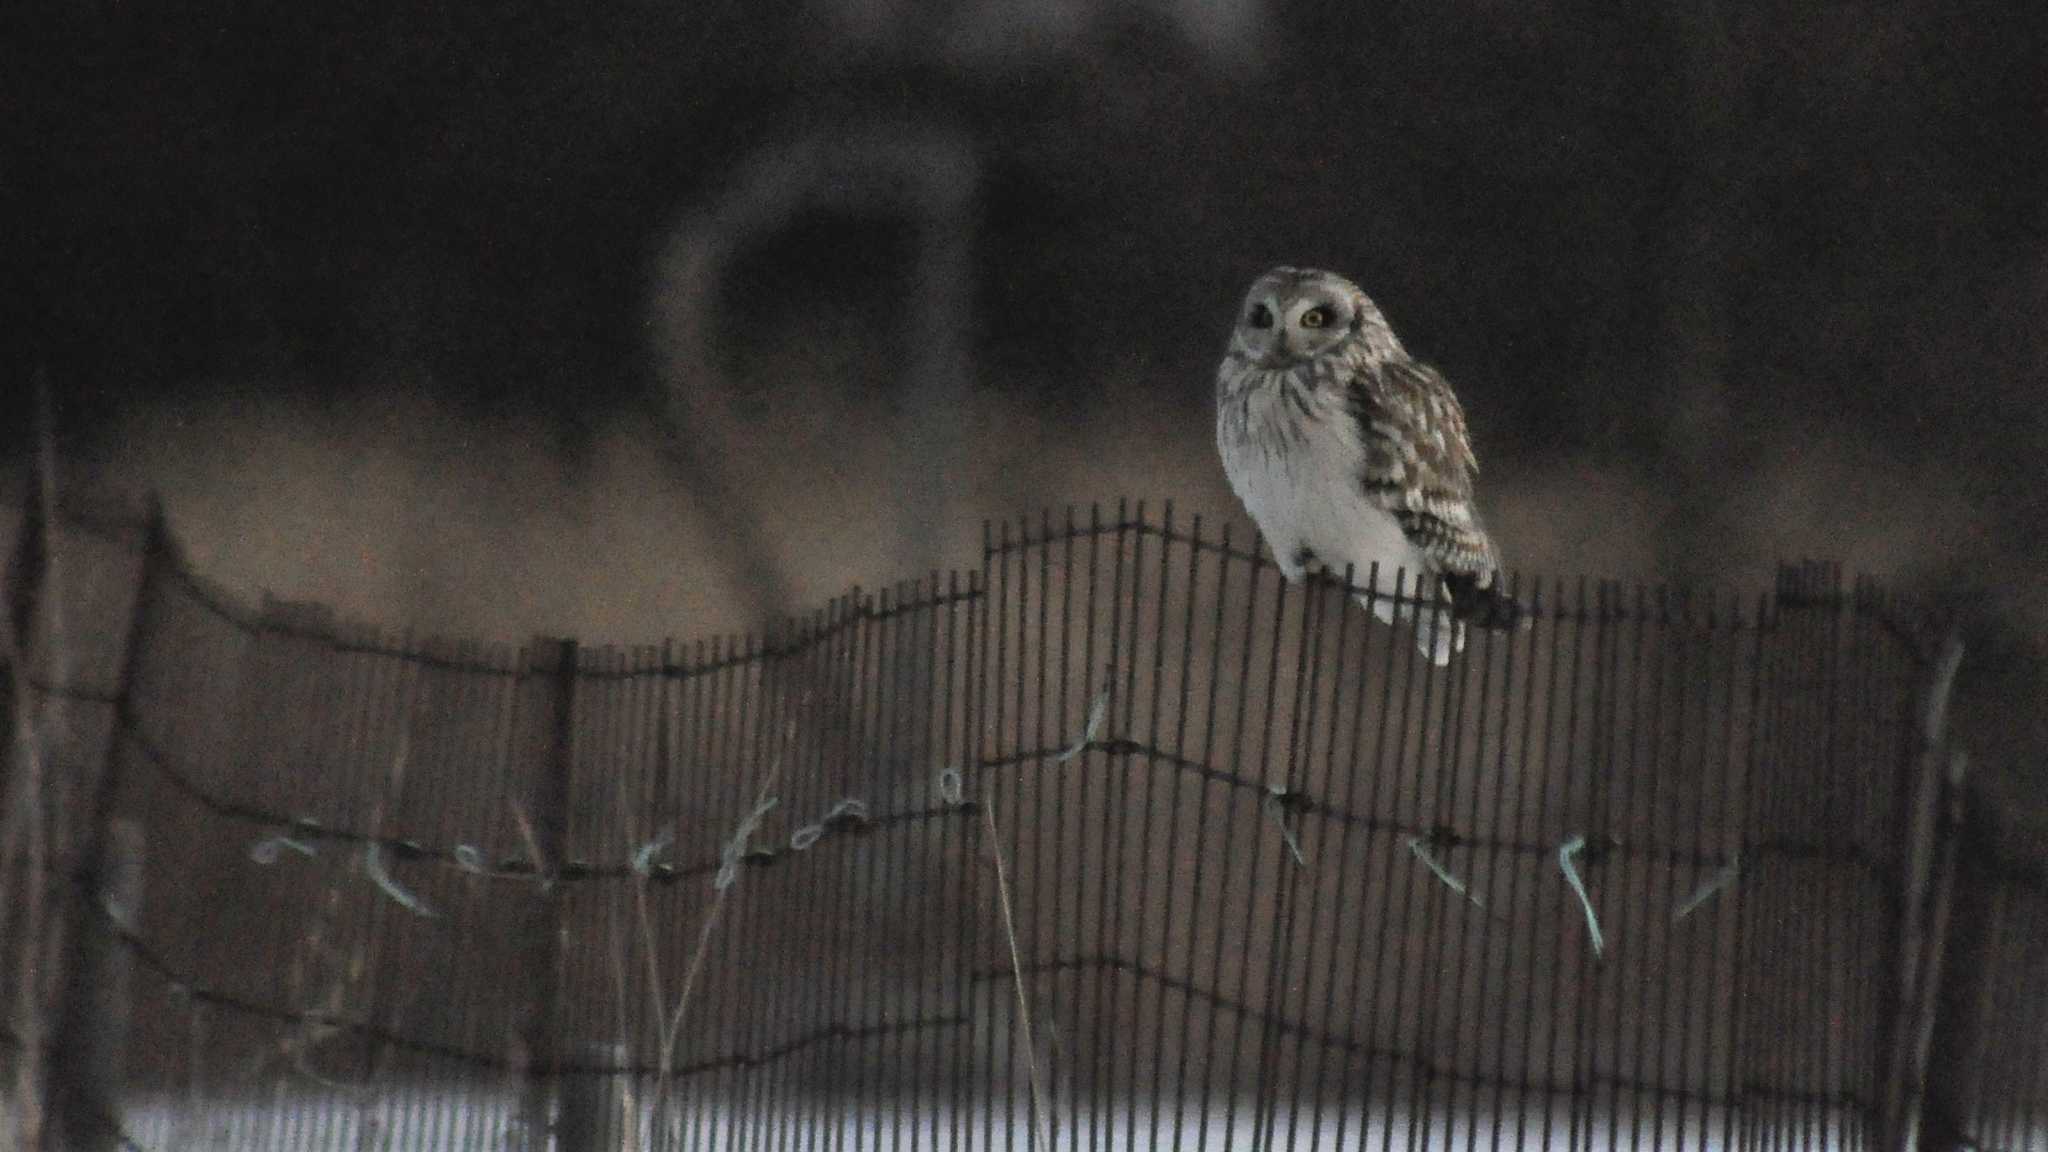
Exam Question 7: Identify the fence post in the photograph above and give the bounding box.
[49,820,144,1152]
[557,1040,629,1152]
[517,636,577,1151]
[1877,635,1964,1152]
[1,473,49,842]
[1904,749,1976,1152]
[45,499,167,1152]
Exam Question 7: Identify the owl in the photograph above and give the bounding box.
[1214,266,1521,665]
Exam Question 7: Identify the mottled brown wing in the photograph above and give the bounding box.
[1345,356,1499,579]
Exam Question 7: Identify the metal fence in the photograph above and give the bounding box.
[2,495,2038,1152]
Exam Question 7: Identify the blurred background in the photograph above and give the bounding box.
[2,0,2042,817]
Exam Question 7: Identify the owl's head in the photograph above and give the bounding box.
[1228,266,1402,368]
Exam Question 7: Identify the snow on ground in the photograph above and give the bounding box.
[116,1094,1883,1152]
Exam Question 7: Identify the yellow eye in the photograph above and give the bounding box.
[1300,307,1329,329]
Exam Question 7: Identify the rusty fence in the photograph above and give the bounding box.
[0,495,2035,1152]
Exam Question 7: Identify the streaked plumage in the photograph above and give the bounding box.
[1215,266,1519,664]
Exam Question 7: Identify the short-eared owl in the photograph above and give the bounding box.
[1215,266,1520,665]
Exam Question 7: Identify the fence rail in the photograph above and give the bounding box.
[1,494,2038,1152]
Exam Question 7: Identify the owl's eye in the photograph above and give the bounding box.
[1248,304,1274,329]
[1300,307,1329,330]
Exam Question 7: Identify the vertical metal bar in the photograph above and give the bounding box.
[879,584,914,1150]
[1194,524,1263,1152]
[1401,568,1449,1152]
[786,612,830,1152]
[1730,590,1772,1152]
[1304,559,1369,1152]
[1788,570,1824,1152]
[1701,593,1749,1152]
[1377,567,1427,1152]
[517,636,576,1151]
[883,589,916,1152]
[853,589,890,1152]
[669,640,705,1152]
[1666,592,1713,1152]
[740,632,784,1152]
[329,620,394,1151]
[1264,544,1330,1152]
[1750,576,1789,1152]
[742,626,776,1151]
[1251,539,1308,1152]
[1338,560,1401,1150]
[1567,581,1616,1152]
[285,617,364,1152]
[1033,510,1072,1152]
[941,574,971,1152]
[475,643,528,1151]
[1070,504,1102,1152]
[1089,502,1127,1152]
[1652,589,1685,1152]
[958,563,984,1152]
[1617,584,1658,1152]
[1170,519,1234,1152]
[1447,575,1506,1152]
[1536,578,1591,1152]
[1132,503,1181,1152]
[1148,511,1203,1152]
[1102,499,1146,1152]
[381,637,440,1152]
[1807,569,1842,1152]
[1814,567,1848,1152]
[1004,518,1041,1152]
[703,633,742,1152]
[673,639,707,1152]
[1220,526,1285,1152]
[913,575,946,1152]
[968,515,997,1152]
[770,616,808,1152]
[1026,513,1059,1152]
[988,519,1013,1152]
[631,644,663,1150]
[1492,574,1549,1152]
[1469,573,1523,1152]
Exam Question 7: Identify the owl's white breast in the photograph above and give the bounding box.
[1216,375,1429,596]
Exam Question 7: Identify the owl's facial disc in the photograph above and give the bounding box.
[1235,296,1284,362]
[1233,267,1373,367]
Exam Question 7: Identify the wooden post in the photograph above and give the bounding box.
[517,637,577,1151]
[44,500,166,1152]
[49,820,143,1152]
[1,473,48,840]
[1877,635,1965,1152]
[1901,749,1974,1152]
[556,1040,629,1152]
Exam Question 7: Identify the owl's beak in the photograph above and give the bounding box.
[1271,329,1295,365]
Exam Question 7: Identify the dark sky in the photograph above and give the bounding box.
[10,1,2041,441]
[5,0,2045,795]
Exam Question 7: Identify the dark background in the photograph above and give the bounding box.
[3,1,2043,821]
